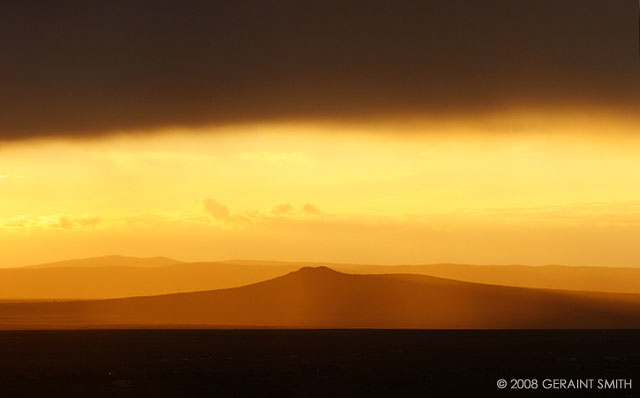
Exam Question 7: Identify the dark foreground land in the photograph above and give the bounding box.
[0,330,638,397]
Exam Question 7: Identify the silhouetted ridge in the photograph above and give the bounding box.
[7,258,640,300]
[287,266,345,280]
[3,265,640,329]
[294,266,342,274]
[23,255,182,269]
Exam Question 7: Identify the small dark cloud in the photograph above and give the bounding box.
[1,0,638,141]
[302,203,321,215]
[77,216,101,228]
[202,199,232,222]
[57,216,74,230]
[272,203,295,215]
[202,199,250,225]
[54,215,101,230]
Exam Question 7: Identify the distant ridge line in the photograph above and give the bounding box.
[2,266,640,329]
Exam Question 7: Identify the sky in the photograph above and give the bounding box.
[1,1,639,267]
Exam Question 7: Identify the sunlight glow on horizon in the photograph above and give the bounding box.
[2,111,640,267]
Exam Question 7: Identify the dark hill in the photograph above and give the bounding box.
[1,268,640,329]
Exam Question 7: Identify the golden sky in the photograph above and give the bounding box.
[2,110,640,267]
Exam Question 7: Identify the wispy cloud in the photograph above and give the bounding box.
[5,200,640,234]
[202,199,250,226]
[0,214,100,230]
[302,203,321,215]
[271,203,294,215]
[199,199,327,228]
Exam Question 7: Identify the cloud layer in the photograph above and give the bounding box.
[2,0,638,140]
[4,199,640,267]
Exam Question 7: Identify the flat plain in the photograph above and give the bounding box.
[1,329,638,397]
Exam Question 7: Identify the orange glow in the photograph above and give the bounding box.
[2,267,640,329]
[1,110,640,268]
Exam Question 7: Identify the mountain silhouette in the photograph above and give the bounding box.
[344,263,640,294]
[1,267,640,329]
[0,257,297,299]
[22,255,182,269]
[4,256,640,300]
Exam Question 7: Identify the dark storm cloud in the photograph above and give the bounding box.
[1,0,638,140]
